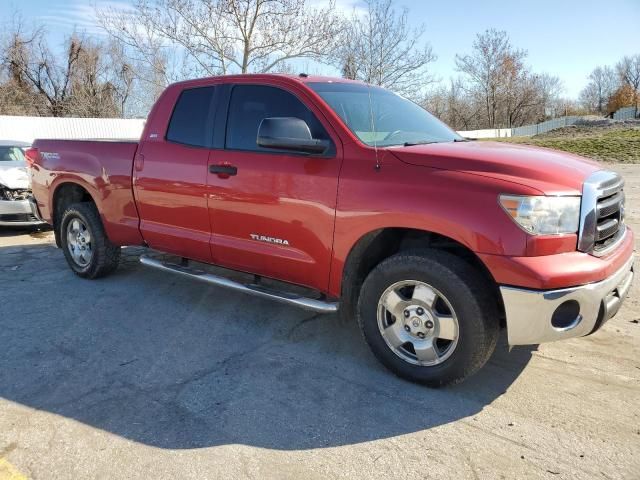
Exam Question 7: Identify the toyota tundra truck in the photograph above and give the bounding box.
[27,74,634,386]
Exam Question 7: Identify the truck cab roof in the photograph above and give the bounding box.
[169,73,366,90]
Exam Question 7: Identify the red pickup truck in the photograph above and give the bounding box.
[28,74,634,386]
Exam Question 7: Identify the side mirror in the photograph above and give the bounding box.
[257,117,330,155]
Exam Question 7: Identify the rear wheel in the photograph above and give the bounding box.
[357,249,499,387]
[60,202,120,278]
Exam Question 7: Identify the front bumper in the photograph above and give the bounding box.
[501,253,634,345]
[0,197,46,226]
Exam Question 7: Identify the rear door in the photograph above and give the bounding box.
[134,86,218,263]
[207,83,343,292]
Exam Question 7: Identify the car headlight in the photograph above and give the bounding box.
[499,195,581,235]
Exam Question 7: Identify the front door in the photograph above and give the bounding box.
[207,84,342,292]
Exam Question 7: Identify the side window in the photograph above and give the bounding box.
[225,85,330,152]
[166,86,216,147]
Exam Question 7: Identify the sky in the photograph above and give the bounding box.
[1,0,639,99]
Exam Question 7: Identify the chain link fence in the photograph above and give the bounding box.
[511,116,583,137]
[613,106,639,120]
[507,106,639,138]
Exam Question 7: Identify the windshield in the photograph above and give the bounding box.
[308,82,461,147]
[0,146,26,163]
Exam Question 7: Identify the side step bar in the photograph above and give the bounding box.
[139,255,339,314]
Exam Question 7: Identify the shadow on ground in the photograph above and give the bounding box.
[0,244,534,450]
[0,225,52,237]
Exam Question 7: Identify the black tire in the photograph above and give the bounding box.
[357,249,499,387]
[60,202,120,279]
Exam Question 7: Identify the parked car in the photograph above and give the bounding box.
[28,74,634,386]
[0,140,45,227]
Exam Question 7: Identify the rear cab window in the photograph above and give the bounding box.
[166,86,217,147]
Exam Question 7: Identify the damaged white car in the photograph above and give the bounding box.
[0,140,45,227]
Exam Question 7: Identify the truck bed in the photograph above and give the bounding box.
[30,139,143,246]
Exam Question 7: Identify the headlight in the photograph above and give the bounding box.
[499,195,581,235]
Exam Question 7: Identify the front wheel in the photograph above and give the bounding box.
[357,250,499,387]
[60,202,120,279]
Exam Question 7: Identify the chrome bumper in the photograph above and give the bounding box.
[501,255,635,345]
[0,198,46,226]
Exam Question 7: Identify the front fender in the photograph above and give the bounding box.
[328,156,539,297]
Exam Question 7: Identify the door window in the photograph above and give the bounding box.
[225,85,330,152]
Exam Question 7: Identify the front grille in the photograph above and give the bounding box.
[597,191,624,217]
[578,171,625,255]
[594,181,624,251]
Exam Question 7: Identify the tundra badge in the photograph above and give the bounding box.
[250,234,290,246]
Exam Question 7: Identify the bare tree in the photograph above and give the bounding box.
[536,73,563,118]
[455,29,528,128]
[0,23,44,115]
[331,0,435,98]
[579,66,618,114]
[453,29,562,128]
[1,19,129,117]
[106,41,136,118]
[4,28,83,116]
[97,0,343,77]
[616,54,640,113]
[504,76,539,127]
[96,1,176,104]
[422,79,482,130]
[67,38,123,117]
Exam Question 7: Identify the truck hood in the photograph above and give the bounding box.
[390,141,602,194]
[0,162,29,189]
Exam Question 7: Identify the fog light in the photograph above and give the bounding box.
[551,300,581,329]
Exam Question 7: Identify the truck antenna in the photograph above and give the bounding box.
[367,84,381,171]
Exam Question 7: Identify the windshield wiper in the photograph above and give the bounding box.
[402,140,438,147]
[453,138,472,142]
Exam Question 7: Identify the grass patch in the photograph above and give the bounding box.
[485,125,640,163]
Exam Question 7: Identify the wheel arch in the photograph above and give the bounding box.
[338,227,505,326]
[52,181,96,247]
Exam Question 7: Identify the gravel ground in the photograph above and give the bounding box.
[0,165,639,480]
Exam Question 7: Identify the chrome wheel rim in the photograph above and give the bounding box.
[66,218,93,267]
[377,280,459,366]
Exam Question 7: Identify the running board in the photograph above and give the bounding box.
[139,255,339,314]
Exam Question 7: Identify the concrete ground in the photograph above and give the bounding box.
[1,166,639,480]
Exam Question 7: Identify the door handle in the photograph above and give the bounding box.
[134,154,145,172]
[209,164,238,177]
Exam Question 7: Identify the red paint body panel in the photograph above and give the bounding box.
[478,227,634,289]
[30,139,144,246]
[202,77,344,290]
[326,148,537,297]
[134,141,212,263]
[29,74,634,300]
[391,141,601,195]
[207,149,341,290]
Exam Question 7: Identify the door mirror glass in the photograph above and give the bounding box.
[257,117,330,154]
